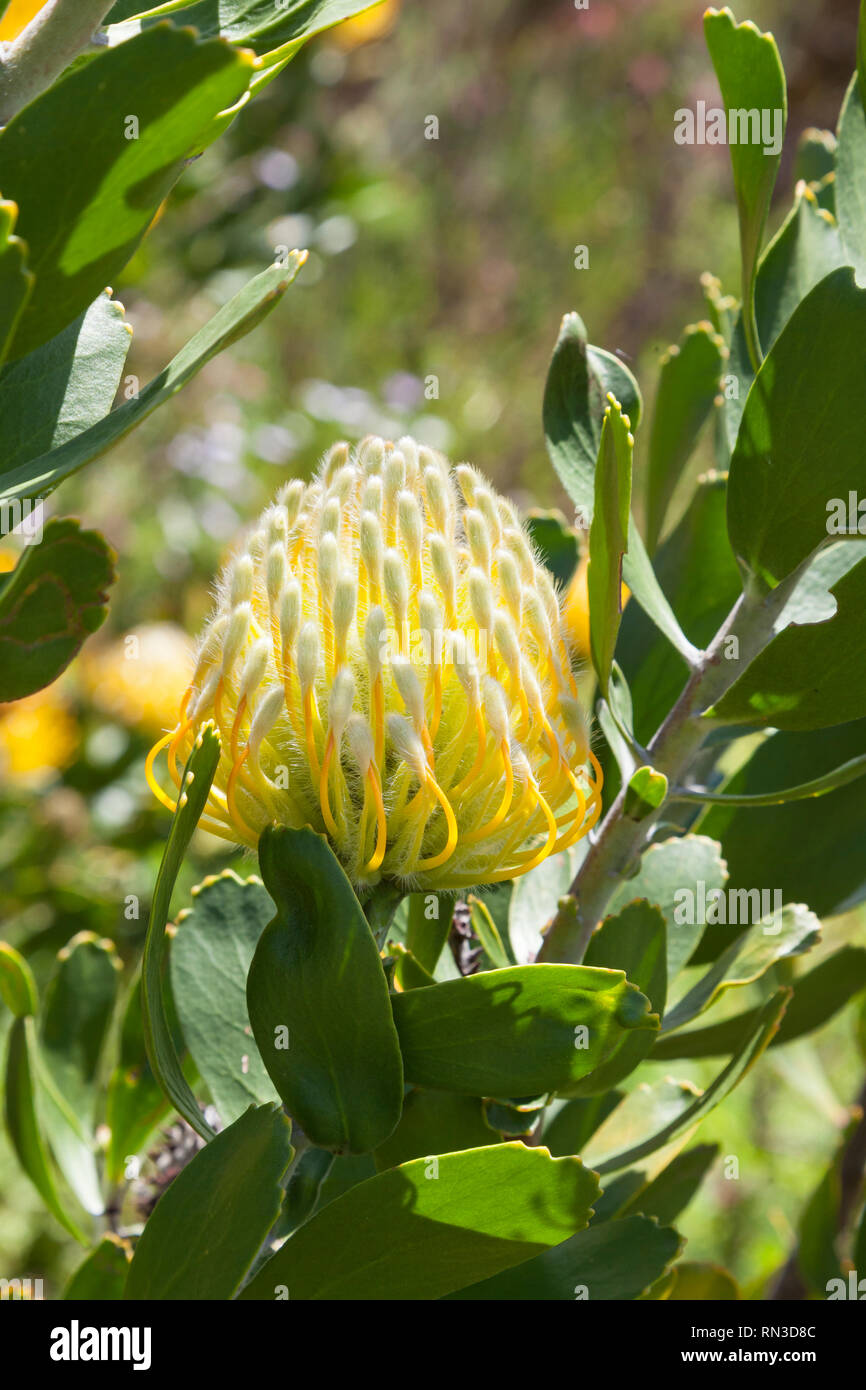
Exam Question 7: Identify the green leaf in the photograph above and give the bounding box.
[583,991,790,1174]
[64,1235,132,1300]
[544,1093,622,1161]
[645,322,726,552]
[794,1114,856,1296]
[0,199,32,369]
[142,724,221,1143]
[170,870,278,1126]
[727,267,866,590]
[566,900,667,1096]
[33,932,121,1216]
[624,766,668,821]
[587,395,633,695]
[597,659,638,788]
[0,255,305,505]
[795,127,836,185]
[403,890,452,974]
[525,509,579,586]
[669,1261,740,1299]
[543,312,699,664]
[241,1143,600,1301]
[507,845,584,964]
[248,826,404,1154]
[583,1078,701,1188]
[0,941,37,1017]
[107,0,384,56]
[391,962,657,1097]
[836,73,866,282]
[0,518,115,702]
[448,1213,682,1301]
[467,893,510,969]
[650,946,866,1060]
[41,931,121,1124]
[0,291,132,477]
[703,8,787,370]
[607,834,729,980]
[543,311,642,516]
[374,1090,500,1170]
[104,973,174,1185]
[698,720,866,925]
[4,1016,86,1243]
[389,942,436,991]
[484,1096,546,1137]
[617,475,741,744]
[276,1146,335,1236]
[708,550,866,730]
[661,903,819,1035]
[124,1104,293,1300]
[619,1144,720,1225]
[724,186,845,450]
[0,26,254,359]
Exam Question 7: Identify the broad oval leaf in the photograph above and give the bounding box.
[565,900,667,1096]
[607,834,729,980]
[241,1143,600,1301]
[0,290,132,477]
[4,1016,86,1243]
[703,7,787,366]
[646,322,726,552]
[1,256,305,505]
[247,825,404,1154]
[64,1235,132,1301]
[170,870,278,1127]
[726,267,866,589]
[0,25,254,358]
[390,962,657,1097]
[107,0,385,56]
[583,991,790,1174]
[661,902,820,1034]
[0,519,115,702]
[447,1213,682,1301]
[651,945,866,1060]
[124,1103,293,1300]
[708,548,866,730]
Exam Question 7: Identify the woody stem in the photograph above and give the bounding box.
[0,0,114,124]
[538,558,815,964]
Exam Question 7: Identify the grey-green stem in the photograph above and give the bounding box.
[538,559,815,964]
[0,0,115,124]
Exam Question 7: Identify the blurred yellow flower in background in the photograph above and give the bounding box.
[80,623,195,736]
[0,686,78,785]
[562,549,630,662]
[0,0,45,41]
[333,0,400,49]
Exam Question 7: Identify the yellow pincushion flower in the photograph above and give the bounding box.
[80,623,195,736]
[0,686,78,785]
[147,436,601,889]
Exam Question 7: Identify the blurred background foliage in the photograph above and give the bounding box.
[1,0,865,1296]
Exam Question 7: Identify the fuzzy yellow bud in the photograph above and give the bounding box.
[148,437,601,887]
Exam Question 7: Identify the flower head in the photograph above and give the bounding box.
[147,436,601,889]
